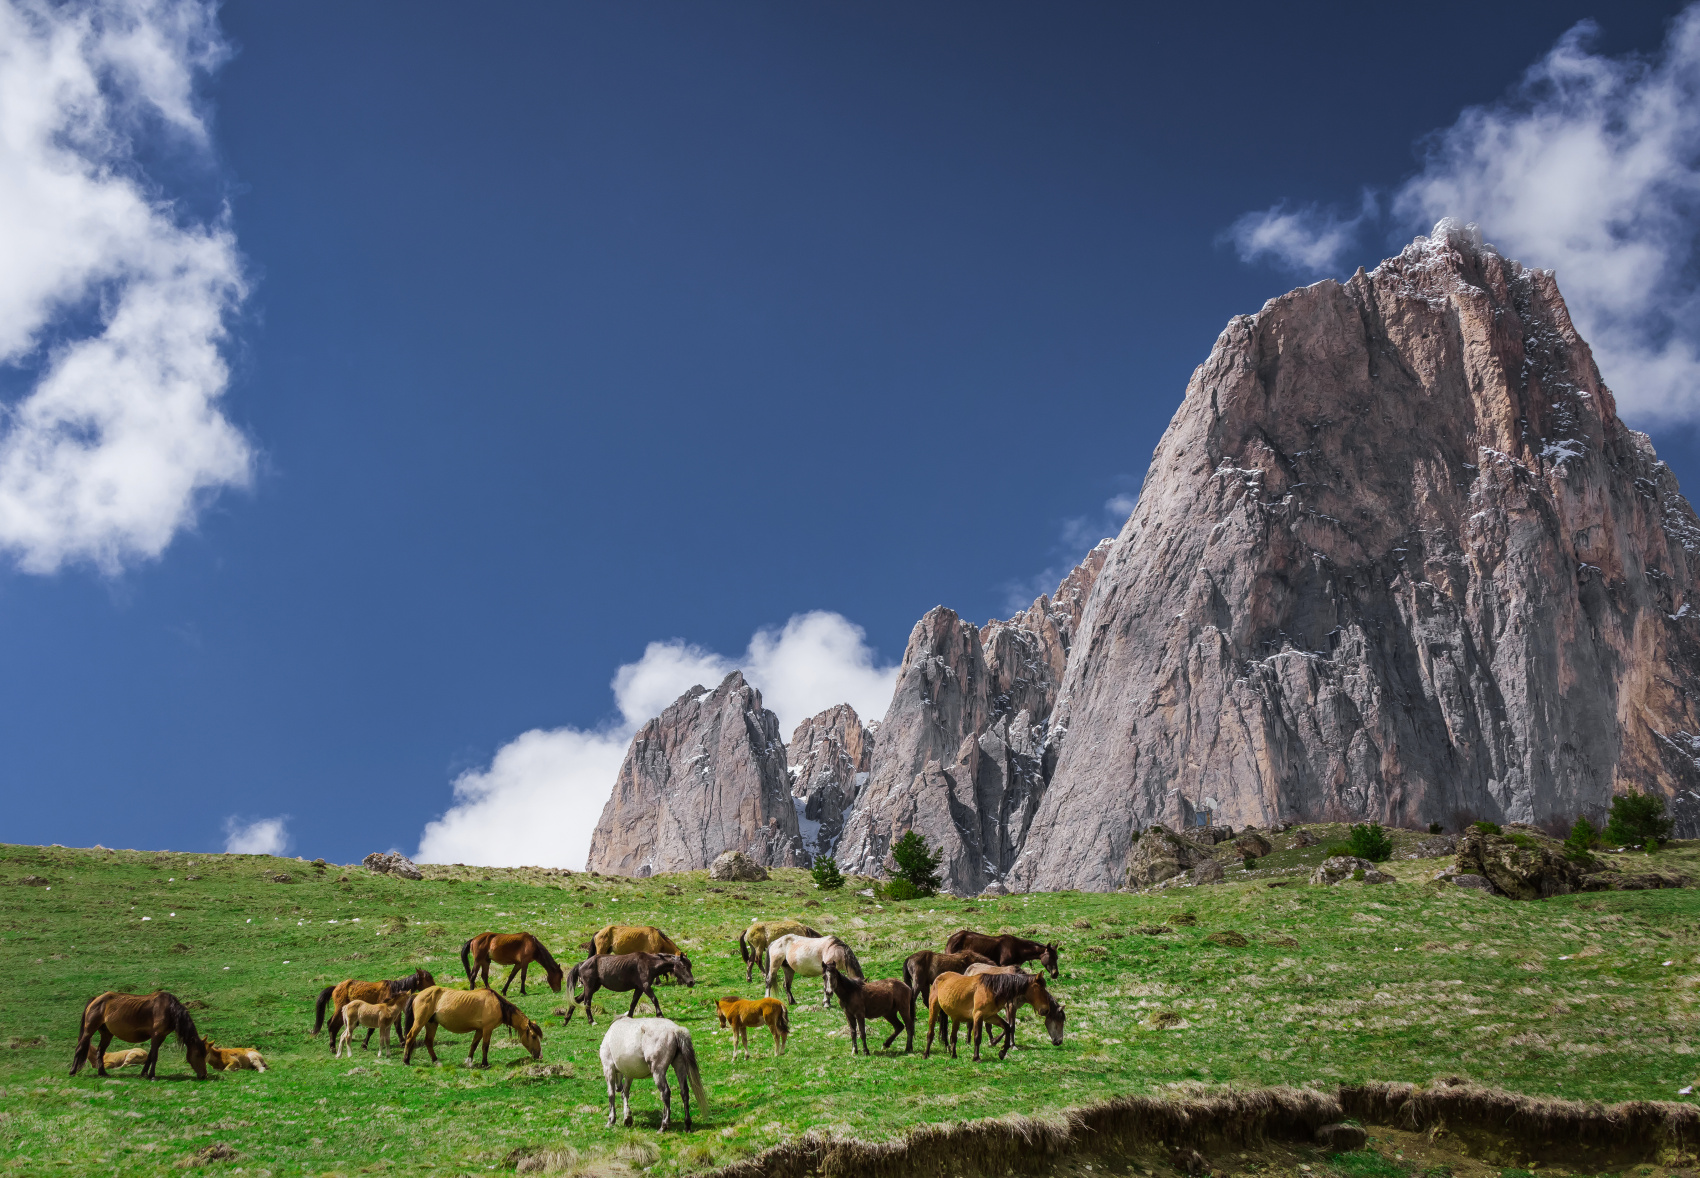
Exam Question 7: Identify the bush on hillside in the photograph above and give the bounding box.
[1603,791,1674,847]
[1474,820,1503,836]
[1345,822,1393,863]
[1564,817,1599,860]
[810,856,844,890]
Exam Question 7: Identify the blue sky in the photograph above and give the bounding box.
[3,0,1697,866]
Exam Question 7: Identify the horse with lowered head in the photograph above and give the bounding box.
[599,1016,708,1132]
[581,924,680,957]
[924,969,1066,1061]
[314,967,435,1052]
[944,929,1060,977]
[72,991,207,1080]
[403,985,543,1067]
[738,919,820,983]
[563,952,695,1025]
[462,932,563,995]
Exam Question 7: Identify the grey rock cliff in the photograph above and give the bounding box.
[786,703,872,859]
[1008,221,1700,893]
[586,671,805,876]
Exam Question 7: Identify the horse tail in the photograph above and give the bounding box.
[401,993,415,1039]
[677,1034,709,1109]
[313,986,335,1035]
[738,929,750,965]
[460,938,476,986]
[776,1003,789,1037]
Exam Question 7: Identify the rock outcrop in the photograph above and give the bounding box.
[1010,221,1700,892]
[1122,824,1209,889]
[1311,856,1394,886]
[363,852,422,880]
[832,544,1110,894]
[787,704,872,860]
[587,672,804,876]
[708,850,770,882]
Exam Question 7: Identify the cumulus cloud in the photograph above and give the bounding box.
[223,815,288,856]
[0,0,250,574]
[1223,192,1377,278]
[1393,8,1700,424]
[415,612,899,870]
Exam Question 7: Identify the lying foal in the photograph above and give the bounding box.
[714,996,789,1060]
[825,966,915,1054]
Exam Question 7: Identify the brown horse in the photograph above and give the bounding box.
[825,966,915,1054]
[563,952,695,1024]
[944,929,1060,977]
[965,963,1027,1049]
[903,948,996,1004]
[924,970,1065,1061]
[461,933,564,995]
[582,924,680,956]
[738,920,821,983]
[403,986,543,1067]
[714,996,789,1060]
[313,967,435,1053]
[71,991,208,1080]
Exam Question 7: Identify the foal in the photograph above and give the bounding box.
[714,997,789,1060]
[337,997,407,1059]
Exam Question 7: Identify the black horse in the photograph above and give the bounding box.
[562,952,695,1024]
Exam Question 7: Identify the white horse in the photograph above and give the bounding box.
[598,1016,708,1132]
[765,933,863,1007]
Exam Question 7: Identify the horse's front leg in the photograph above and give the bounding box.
[362,1026,375,1050]
[92,1029,115,1076]
[145,1033,167,1079]
[605,1064,620,1128]
[626,987,643,1018]
[500,963,520,995]
[970,1016,983,1062]
[991,1014,1014,1060]
[518,962,529,996]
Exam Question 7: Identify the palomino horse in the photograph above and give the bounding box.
[764,934,862,1007]
[924,970,1066,1061]
[581,924,680,957]
[563,952,695,1024]
[714,996,788,1060]
[314,968,435,1052]
[944,929,1060,977]
[71,991,208,1080]
[965,963,1028,1049]
[902,948,996,1004]
[824,966,915,1055]
[101,1047,150,1070]
[202,1041,267,1071]
[738,920,820,983]
[336,997,408,1059]
[402,986,543,1067]
[599,1016,708,1132]
[461,932,564,996]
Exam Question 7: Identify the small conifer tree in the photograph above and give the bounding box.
[890,830,943,897]
[810,856,844,890]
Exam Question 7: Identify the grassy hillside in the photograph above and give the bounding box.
[1,835,1697,1176]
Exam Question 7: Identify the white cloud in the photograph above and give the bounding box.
[1392,8,1700,424]
[223,815,288,856]
[415,612,899,870]
[0,0,249,574]
[1223,192,1377,278]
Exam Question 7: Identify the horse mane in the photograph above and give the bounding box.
[530,936,561,976]
[826,965,864,995]
[493,991,527,1026]
[164,993,201,1047]
[977,971,1033,1004]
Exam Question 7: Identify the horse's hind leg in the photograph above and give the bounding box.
[783,965,796,1006]
[604,1064,620,1128]
[655,1068,672,1132]
[676,1058,692,1131]
[645,983,663,1016]
[621,1075,634,1128]
[362,1027,375,1050]
[882,1014,903,1051]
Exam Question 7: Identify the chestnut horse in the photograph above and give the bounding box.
[314,967,435,1053]
[581,924,680,957]
[944,929,1060,977]
[461,932,563,995]
[71,991,208,1080]
[924,970,1065,1061]
[403,986,543,1067]
[714,996,789,1060]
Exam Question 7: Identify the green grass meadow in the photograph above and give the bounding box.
[1,833,1698,1176]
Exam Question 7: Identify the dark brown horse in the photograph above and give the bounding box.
[461,932,564,995]
[825,966,915,1054]
[71,991,207,1080]
[944,929,1060,977]
[562,952,695,1024]
[314,968,435,1052]
[902,948,995,1003]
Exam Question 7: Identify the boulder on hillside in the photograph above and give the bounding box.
[363,852,422,880]
[1194,826,1235,845]
[1190,858,1226,885]
[1311,856,1393,885]
[1233,832,1273,858]
[1124,824,1209,889]
[1288,828,1318,849]
[1452,827,1584,899]
[709,850,769,882]
[1579,866,1692,891]
[1410,834,1458,859]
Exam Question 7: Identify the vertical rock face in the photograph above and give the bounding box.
[1009,222,1700,893]
[833,543,1111,894]
[786,703,872,859]
[586,671,805,876]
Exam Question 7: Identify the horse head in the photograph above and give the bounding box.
[415,968,436,989]
[1042,997,1067,1045]
[515,1015,544,1059]
[665,954,696,987]
[1040,943,1060,977]
[185,1032,209,1079]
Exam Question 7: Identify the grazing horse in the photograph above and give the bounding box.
[714,997,789,1060]
[902,949,996,1004]
[71,991,208,1080]
[403,986,543,1067]
[314,968,435,1053]
[582,924,680,957]
[824,966,915,1055]
[738,920,820,983]
[599,1016,708,1132]
[765,934,862,1007]
[202,1040,268,1072]
[944,929,1060,977]
[336,997,407,1059]
[563,952,695,1024]
[924,970,1066,1061]
[461,933,564,996]
[965,963,1028,1049]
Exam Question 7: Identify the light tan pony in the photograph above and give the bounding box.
[714,996,789,1059]
[402,985,543,1067]
[336,996,407,1059]
[101,1047,150,1070]
[203,1040,268,1071]
[923,970,1066,1061]
[737,920,820,983]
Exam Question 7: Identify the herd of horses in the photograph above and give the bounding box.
[65,915,1067,1132]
